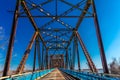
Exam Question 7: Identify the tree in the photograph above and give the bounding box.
[110,58,120,74]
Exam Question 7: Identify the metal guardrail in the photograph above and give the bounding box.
[59,68,120,80]
[0,69,54,80]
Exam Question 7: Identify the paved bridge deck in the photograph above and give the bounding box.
[38,68,76,80]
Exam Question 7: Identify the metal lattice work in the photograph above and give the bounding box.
[3,0,109,77]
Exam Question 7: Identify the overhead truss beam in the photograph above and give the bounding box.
[39,28,73,32]
[21,0,47,48]
[19,15,93,18]
[67,0,91,48]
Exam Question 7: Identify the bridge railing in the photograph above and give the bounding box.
[59,68,120,80]
[0,69,54,80]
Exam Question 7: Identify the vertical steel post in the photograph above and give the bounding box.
[41,44,44,70]
[46,49,48,69]
[50,56,52,68]
[92,0,109,73]
[67,49,70,69]
[72,37,75,70]
[65,49,68,69]
[36,36,41,70]
[69,48,72,70]
[76,37,81,71]
[74,32,81,71]
[2,0,20,76]
[33,41,36,72]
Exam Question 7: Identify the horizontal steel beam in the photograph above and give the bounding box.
[18,15,93,18]
[19,0,53,15]
[66,0,91,48]
[48,47,66,50]
[39,28,73,32]
[45,41,69,43]
[59,0,92,15]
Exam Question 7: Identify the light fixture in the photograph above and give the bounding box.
[48,27,51,29]
[47,13,50,16]
[57,19,60,21]
[47,33,49,35]
[66,24,68,26]
[61,22,64,24]
[32,4,36,7]
[40,9,43,12]
[43,32,45,34]
[53,17,55,19]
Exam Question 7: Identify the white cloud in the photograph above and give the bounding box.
[0,53,3,58]
[0,64,4,71]
[12,53,17,57]
[0,40,8,50]
[0,26,3,34]
[0,58,5,62]
[0,26,5,37]
[0,26,3,30]
[25,64,32,70]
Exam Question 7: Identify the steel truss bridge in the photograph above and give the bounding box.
[0,0,120,80]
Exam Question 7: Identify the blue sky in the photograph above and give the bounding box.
[0,0,120,71]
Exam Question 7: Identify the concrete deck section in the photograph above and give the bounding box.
[39,68,66,80]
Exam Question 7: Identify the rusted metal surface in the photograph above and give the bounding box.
[16,32,38,74]
[76,31,98,73]
[2,0,20,76]
[65,49,68,69]
[2,0,110,78]
[75,35,81,71]
[21,1,47,49]
[36,36,41,70]
[50,55,64,68]
[66,0,91,48]
[91,0,109,73]
[33,40,37,72]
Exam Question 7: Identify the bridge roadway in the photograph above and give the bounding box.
[38,68,77,80]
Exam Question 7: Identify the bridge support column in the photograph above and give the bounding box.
[33,40,37,71]
[65,49,68,69]
[75,34,81,71]
[3,0,20,76]
[46,49,49,69]
[91,0,109,73]
[36,36,41,70]
[41,44,44,70]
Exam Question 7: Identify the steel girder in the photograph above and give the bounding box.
[2,0,20,76]
[3,0,109,76]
